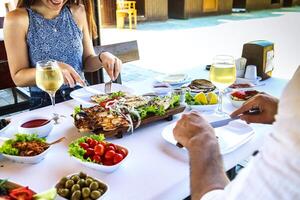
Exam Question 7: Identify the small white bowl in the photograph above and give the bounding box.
[56,173,109,200]
[71,147,129,173]
[228,95,245,108]
[0,119,12,135]
[189,104,218,112]
[18,116,53,138]
[2,146,51,164]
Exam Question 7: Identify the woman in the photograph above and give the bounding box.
[4,0,122,109]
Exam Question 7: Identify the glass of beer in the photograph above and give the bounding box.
[210,55,236,115]
[36,60,64,123]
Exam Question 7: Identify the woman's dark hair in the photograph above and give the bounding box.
[17,0,98,39]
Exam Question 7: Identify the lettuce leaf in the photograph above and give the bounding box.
[68,134,105,162]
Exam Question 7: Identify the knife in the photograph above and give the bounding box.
[176,108,261,148]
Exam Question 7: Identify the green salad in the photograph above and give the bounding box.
[0,134,45,156]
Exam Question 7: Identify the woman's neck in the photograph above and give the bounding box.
[31,2,63,19]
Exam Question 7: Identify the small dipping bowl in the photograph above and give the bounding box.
[18,116,54,138]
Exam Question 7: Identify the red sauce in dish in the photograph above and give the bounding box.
[21,119,49,128]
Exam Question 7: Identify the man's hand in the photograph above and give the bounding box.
[231,93,279,124]
[173,111,215,150]
[173,112,229,200]
[100,52,122,81]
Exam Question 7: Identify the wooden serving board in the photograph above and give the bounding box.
[92,105,186,138]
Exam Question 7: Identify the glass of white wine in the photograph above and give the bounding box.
[210,55,236,115]
[36,60,64,123]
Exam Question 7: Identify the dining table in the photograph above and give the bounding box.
[0,67,289,200]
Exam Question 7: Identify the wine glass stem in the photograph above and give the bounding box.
[49,93,57,114]
[218,89,224,113]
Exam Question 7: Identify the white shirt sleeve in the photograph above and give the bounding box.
[200,67,300,200]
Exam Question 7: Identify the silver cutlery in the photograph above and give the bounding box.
[104,80,112,94]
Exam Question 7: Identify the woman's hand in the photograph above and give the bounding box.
[57,62,85,88]
[99,52,122,81]
[231,93,279,124]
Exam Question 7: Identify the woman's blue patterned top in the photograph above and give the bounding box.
[26,6,83,92]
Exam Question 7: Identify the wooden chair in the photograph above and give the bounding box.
[85,40,139,85]
[116,0,137,29]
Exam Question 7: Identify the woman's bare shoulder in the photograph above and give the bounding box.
[69,4,86,29]
[5,8,29,28]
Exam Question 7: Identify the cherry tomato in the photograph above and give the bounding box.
[117,148,127,157]
[107,144,116,150]
[104,150,116,160]
[113,153,124,164]
[79,142,89,150]
[94,144,105,156]
[105,145,115,152]
[85,148,95,157]
[102,159,114,166]
[86,138,97,148]
[93,155,101,163]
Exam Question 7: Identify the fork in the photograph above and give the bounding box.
[104,80,112,94]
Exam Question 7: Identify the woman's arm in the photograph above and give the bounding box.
[71,4,122,81]
[4,8,84,88]
[4,9,36,87]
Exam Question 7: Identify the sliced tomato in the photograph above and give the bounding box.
[9,187,34,200]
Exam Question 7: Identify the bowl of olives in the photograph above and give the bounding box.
[55,172,108,200]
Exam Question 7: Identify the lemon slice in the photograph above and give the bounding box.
[207,92,218,105]
[194,92,208,105]
[33,188,57,200]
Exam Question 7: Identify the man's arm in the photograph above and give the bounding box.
[173,113,229,200]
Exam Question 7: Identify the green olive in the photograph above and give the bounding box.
[71,184,81,193]
[98,189,104,194]
[57,188,70,198]
[85,178,93,187]
[71,190,81,200]
[82,187,91,198]
[89,182,99,190]
[59,177,68,185]
[71,175,80,183]
[65,179,75,189]
[90,190,101,199]
[83,198,92,200]
[79,172,87,179]
[78,179,86,187]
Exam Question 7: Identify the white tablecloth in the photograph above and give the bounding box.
[0,73,288,200]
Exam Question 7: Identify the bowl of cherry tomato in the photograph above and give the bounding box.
[68,135,128,173]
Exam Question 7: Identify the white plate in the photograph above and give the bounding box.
[161,120,254,155]
[70,83,134,106]
[236,77,262,85]
[71,152,128,173]
[189,104,218,112]
[1,146,52,164]
[155,74,191,86]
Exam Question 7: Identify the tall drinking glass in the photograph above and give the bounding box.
[36,60,64,123]
[210,55,236,115]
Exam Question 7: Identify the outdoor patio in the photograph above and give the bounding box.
[1,6,300,114]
